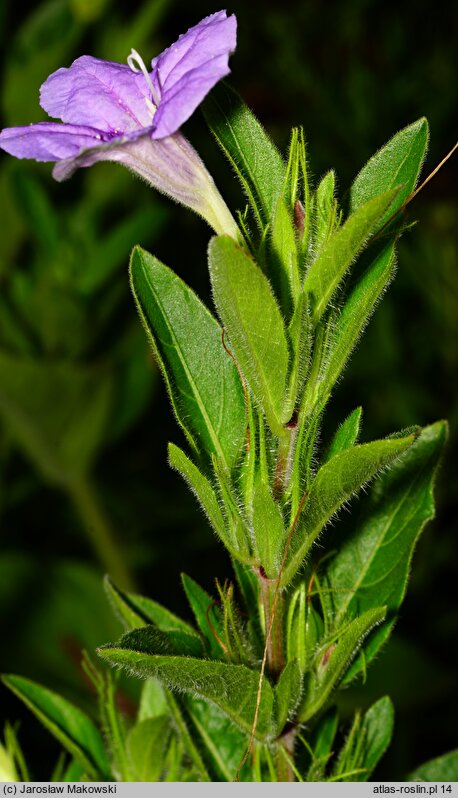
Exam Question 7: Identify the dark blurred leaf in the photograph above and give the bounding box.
[409,749,458,781]
[2,675,110,779]
[0,353,112,484]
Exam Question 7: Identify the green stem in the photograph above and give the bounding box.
[68,476,135,592]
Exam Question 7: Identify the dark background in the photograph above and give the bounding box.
[0,0,456,780]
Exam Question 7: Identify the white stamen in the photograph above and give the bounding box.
[127,48,160,119]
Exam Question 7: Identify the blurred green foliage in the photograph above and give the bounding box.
[0,0,456,780]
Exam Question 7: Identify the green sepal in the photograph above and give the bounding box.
[130,246,245,469]
[2,675,110,779]
[208,235,290,435]
[203,82,286,230]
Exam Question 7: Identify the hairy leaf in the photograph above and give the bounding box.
[322,422,446,676]
[208,235,289,435]
[274,660,302,731]
[184,698,248,782]
[98,642,275,741]
[303,188,398,325]
[282,434,415,585]
[252,477,285,578]
[350,118,429,231]
[318,241,396,403]
[181,574,226,659]
[130,246,245,468]
[298,606,386,721]
[168,443,235,554]
[325,408,362,462]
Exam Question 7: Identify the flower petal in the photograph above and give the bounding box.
[0,122,108,161]
[40,56,152,134]
[151,11,237,139]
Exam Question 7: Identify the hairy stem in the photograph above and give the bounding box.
[259,570,284,675]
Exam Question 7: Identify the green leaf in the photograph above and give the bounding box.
[274,660,302,731]
[303,188,399,325]
[270,194,300,305]
[286,583,307,672]
[0,354,112,485]
[2,675,110,779]
[98,642,275,741]
[409,750,458,781]
[102,624,203,658]
[325,408,362,462]
[138,679,168,722]
[298,606,387,721]
[130,246,245,469]
[164,692,210,782]
[104,576,199,641]
[126,716,170,781]
[350,118,429,231]
[357,696,394,781]
[168,443,235,553]
[318,241,396,403]
[184,698,248,782]
[208,235,289,435]
[203,82,286,229]
[313,170,338,252]
[322,422,446,676]
[282,433,415,586]
[181,574,225,659]
[252,478,285,578]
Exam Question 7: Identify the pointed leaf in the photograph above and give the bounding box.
[357,696,394,781]
[274,660,302,731]
[203,82,286,229]
[168,443,234,553]
[184,698,248,782]
[322,422,446,676]
[298,606,386,721]
[2,675,110,779]
[252,478,285,578]
[209,235,289,434]
[270,194,300,304]
[130,246,245,468]
[350,118,429,230]
[181,574,225,659]
[303,188,399,325]
[319,241,396,402]
[282,434,415,585]
[98,643,275,741]
[325,408,362,463]
[126,716,170,781]
[409,750,458,781]
[104,576,198,639]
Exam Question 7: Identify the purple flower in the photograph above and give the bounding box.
[0,11,238,237]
